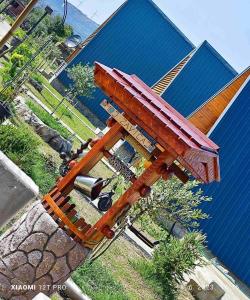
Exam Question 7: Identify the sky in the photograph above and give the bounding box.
[68,0,250,72]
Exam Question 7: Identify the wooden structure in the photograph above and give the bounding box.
[189,67,250,134]
[6,0,25,17]
[42,62,220,249]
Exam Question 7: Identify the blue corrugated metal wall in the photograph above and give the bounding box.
[58,0,194,123]
[162,41,237,116]
[200,79,250,286]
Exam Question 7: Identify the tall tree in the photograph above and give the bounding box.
[51,63,95,117]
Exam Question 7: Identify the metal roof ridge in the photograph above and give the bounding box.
[160,44,202,93]
[202,40,238,76]
[162,41,238,95]
[145,0,195,48]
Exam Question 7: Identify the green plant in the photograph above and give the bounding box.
[66,63,95,99]
[0,123,58,193]
[51,63,95,117]
[14,43,33,61]
[30,73,43,85]
[13,28,26,39]
[132,233,205,300]
[153,233,205,299]
[28,7,73,42]
[0,61,15,82]
[131,176,212,230]
[10,52,25,67]
[0,86,15,103]
[0,123,40,156]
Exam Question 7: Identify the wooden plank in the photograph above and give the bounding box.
[189,69,250,134]
[43,190,61,209]
[101,100,155,152]
[56,122,124,194]
[74,218,87,230]
[83,150,175,247]
[47,196,69,215]
[43,194,89,241]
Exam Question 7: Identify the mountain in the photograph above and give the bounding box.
[38,0,99,40]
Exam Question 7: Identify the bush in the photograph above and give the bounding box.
[30,73,43,85]
[0,124,58,193]
[10,52,25,67]
[0,123,40,156]
[0,61,14,82]
[13,28,26,39]
[0,87,15,103]
[131,233,205,300]
[153,233,205,299]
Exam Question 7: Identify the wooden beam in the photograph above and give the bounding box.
[84,150,176,247]
[56,122,125,195]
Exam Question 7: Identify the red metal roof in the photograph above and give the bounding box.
[95,62,220,183]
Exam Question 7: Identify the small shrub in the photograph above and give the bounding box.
[131,233,205,300]
[31,73,43,85]
[0,123,40,157]
[13,28,26,39]
[0,61,14,82]
[0,87,15,103]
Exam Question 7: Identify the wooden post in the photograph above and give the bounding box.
[83,150,176,247]
[0,0,38,49]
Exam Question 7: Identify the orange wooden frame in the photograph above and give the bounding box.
[42,62,220,249]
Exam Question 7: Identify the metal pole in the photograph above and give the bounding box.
[26,6,53,36]
[0,0,38,49]
[0,38,52,94]
[0,0,12,14]
[0,6,53,57]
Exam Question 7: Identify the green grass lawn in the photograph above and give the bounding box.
[26,99,72,139]
[26,83,96,141]
[71,190,159,300]
[25,75,96,142]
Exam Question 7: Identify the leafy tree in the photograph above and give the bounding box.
[51,63,95,116]
[116,168,211,299]
[125,173,212,232]
[27,8,73,41]
[48,15,73,39]
[67,63,95,99]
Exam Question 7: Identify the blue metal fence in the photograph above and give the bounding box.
[200,79,250,286]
